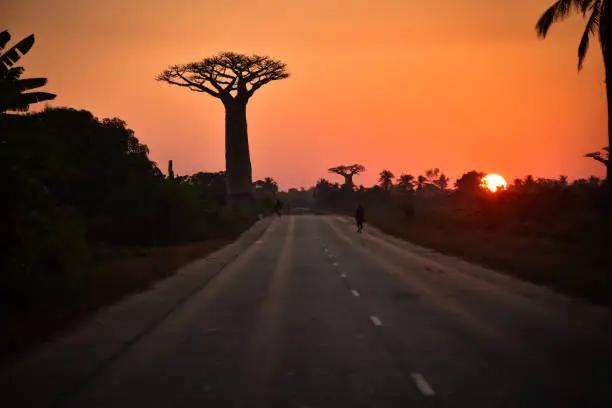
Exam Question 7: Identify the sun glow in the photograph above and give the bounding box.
[481,174,507,192]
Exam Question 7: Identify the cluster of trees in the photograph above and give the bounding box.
[315,164,610,223]
[1,31,276,313]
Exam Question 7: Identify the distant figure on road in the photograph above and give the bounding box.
[355,203,365,233]
[273,199,284,217]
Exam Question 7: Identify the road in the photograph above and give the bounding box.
[2,215,612,407]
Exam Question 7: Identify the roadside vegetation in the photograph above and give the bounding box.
[0,30,278,358]
[311,168,611,305]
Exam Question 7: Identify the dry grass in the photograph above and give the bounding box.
[367,212,611,306]
[1,239,228,362]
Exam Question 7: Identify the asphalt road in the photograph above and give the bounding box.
[2,215,612,407]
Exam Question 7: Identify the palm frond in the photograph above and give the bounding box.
[578,2,602,69]
[0,91,56,113]
[579,0,599,15]
[536,0,581,37]
[14,77,48,92]
[0,30,10,49]
[0,34,35,69]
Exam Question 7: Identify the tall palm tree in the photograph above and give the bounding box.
[536,1,611,183]
[416,175,427,191]
[0,30,55,113]
[397,174,416,192]
[378,170,395,191]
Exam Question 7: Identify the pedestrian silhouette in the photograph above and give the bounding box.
[355,203,365,233]
[274,199,284,218]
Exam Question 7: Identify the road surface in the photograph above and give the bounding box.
[2,215,611,407]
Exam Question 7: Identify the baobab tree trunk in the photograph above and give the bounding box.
[342,174,354,191]
[223,99,253,200]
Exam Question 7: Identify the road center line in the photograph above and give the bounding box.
[351,290,360,297]
[370,316,382,326]
[411,373,435,396]
[341,274,347,278]
[332,262,338,266]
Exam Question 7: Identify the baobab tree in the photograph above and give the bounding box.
[328,164,365,190]
[157,52,289,199]
[536,1,612,184]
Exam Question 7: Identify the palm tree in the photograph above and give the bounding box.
[0,30,55,113]
[536,1,611,184]
[264,177,279,194]
[416,175,427,191]
[397,174,416,192]
[378,170,395,191]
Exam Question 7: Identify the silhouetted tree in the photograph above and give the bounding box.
[168,160,175,180]
[416,175,427,191]
[0,30,55,113]
[435,173,449,190]
[455,171,486,195]
[585,147,610,177]
[537,1,612,183]
[379,170,395,191]
[157,52,289,199]
[254,177,278,196]
[328,164,365,190]
[425,168,440,183]
[397,174,416,192]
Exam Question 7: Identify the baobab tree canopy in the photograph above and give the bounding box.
[156,52,289,102]
[156,52,289,200]
[329,164,366,190]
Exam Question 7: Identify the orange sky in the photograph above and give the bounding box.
[5,0,608,189]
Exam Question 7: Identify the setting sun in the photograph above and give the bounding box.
[481,174,507,192]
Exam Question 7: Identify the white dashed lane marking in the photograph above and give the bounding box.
[411,373,435,396]
[351,290,360,297]
[341,274,347,279]
[332,262,338,266]
[370,316,382,326]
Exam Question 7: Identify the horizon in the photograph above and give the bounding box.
[5,0,608,189]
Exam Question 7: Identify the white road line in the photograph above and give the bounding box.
[332,262,339,266]
[255,240,264,244]
[351,290,360,297]
[324,248,329,252]
[370,316,382,326]
[411,373,435,396]
[341,274,347,279]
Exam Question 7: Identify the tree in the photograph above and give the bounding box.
[455,171,486,195]
[254,177,278,195]
[416,175,427,191]
[425,168,440,183]
[585,146,610,175]
[397,174,416,192]
[536,1,612,184]
[168,160,175,180]
[328,164,365,190]
[435,173,450,190]
[0,30,55,113]
[379,170,395,191]
[157,52,289,200]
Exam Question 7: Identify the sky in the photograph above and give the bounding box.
[4,0,608,189]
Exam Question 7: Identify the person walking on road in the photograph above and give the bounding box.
[273,199,284,218]
[355,203,365,233]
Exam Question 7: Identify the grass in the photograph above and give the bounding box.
[0,239,229,363]
[365,211,611,306]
